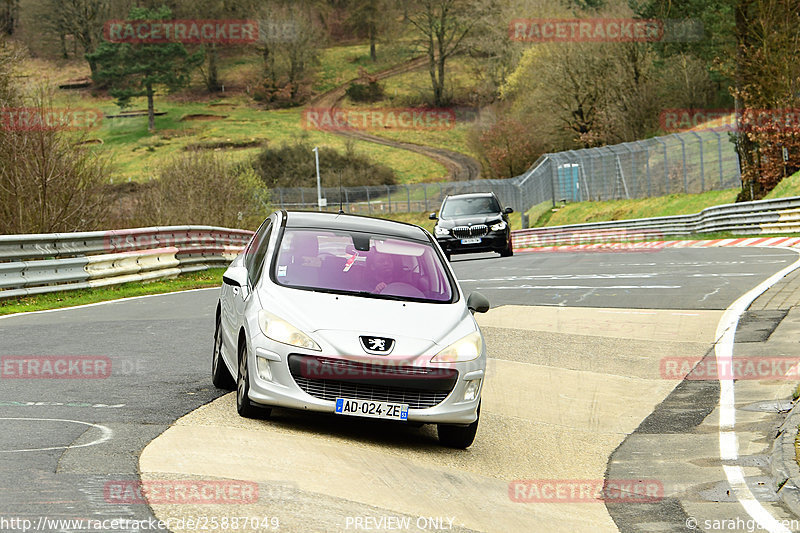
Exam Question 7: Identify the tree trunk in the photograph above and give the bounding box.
[207,44,221,92]
[426,31,439,106]
[369,25,377,61]
[60,32,68,59]
[146,83,155,132]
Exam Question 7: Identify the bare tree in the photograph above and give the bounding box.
[0,78,111,233]
[256,1,324,105]
[407,0,484,106]
[0,0,19,35]
[37,0,111,75]
[346,0,398,61]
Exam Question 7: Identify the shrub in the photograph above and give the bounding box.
[134,153,270,229]
[0,71,111,233]
[252,141,395,189]
[345,80,384,103]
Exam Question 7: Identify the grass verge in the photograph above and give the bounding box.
[0,268,224,317]
[536,189,741,227]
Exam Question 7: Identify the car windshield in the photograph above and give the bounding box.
[441,196,500,217]
[272,228,455,303]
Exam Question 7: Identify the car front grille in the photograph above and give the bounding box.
[288,355,456,410]
[452,225,489,239]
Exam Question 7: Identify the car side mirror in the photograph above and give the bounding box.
[504,207,514,214]
[222,265,248,288]
[429,212,438,220]
[467,292,490,314]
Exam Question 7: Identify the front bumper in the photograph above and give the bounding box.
[436,230,510,255]
[246,346,484,425]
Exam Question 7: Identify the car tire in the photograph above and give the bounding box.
[212,312,235,390]
[236,343,270,419]
[437,403,480,449]
[445,252,451,261]
[499,239,514,257]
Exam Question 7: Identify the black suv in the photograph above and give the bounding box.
[430,192,513,260]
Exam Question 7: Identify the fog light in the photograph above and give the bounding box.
[256,356,273,381]
[464,379,481,401]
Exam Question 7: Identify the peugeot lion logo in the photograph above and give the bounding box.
[359,336,395,355]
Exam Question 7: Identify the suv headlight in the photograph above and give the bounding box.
[258,310,321,351]
[431,331,483,363]
[490,220,507,231]
[435,226,449,236]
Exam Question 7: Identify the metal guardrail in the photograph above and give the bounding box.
[511,196,800,248]
[0,226,253,300]
[3,195,795,300]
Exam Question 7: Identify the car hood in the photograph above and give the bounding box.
[258,285,473,350]
[438,214,503,228]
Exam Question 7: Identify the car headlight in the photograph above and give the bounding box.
[435,226,449,235]
[258,310,321,351]
[490,220,507,231]
[431,331,483,363]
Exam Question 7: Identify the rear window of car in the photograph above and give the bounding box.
[441,196,500,217]
[271,228,455,303]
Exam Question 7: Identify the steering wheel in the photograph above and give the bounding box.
[379,282,425,298]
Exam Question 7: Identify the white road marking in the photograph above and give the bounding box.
[0,287,218,321]
[714,248,800,533]
[475,285,681,290]
[462,272,758,283]
[0,417,113,453]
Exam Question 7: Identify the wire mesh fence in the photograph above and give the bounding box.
[269,129,742,218]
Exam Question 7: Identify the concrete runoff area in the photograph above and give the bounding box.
[139,305,722,532]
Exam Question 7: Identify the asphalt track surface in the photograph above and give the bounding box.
[0,246,796,532]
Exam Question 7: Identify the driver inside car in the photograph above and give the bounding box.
[366,251,397,293]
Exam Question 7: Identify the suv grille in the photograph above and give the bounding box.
[288,355,457,410]
[452,225,488,239]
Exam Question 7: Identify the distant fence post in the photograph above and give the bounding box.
[673,134,688,193]
[712,130,725,188]
[655,137,668,194]
[644,145,652,197]
[689,131,705,192]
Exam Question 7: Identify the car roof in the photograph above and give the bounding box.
[444,192,497,200]
[282,210,429,241]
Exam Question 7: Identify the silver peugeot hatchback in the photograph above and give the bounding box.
[212,210,489,448]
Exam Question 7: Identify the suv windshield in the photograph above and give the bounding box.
[272,228,455,303]
[441,196,500,218]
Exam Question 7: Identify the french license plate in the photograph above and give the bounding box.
[335,398,409,420]
[461,237,482,245]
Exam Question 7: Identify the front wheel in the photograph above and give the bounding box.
[212,312,235,390]
[237,344,269,418]
[437,404,480,449]
[499,240,514,257]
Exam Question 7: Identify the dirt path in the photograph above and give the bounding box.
[310,57,482,181]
